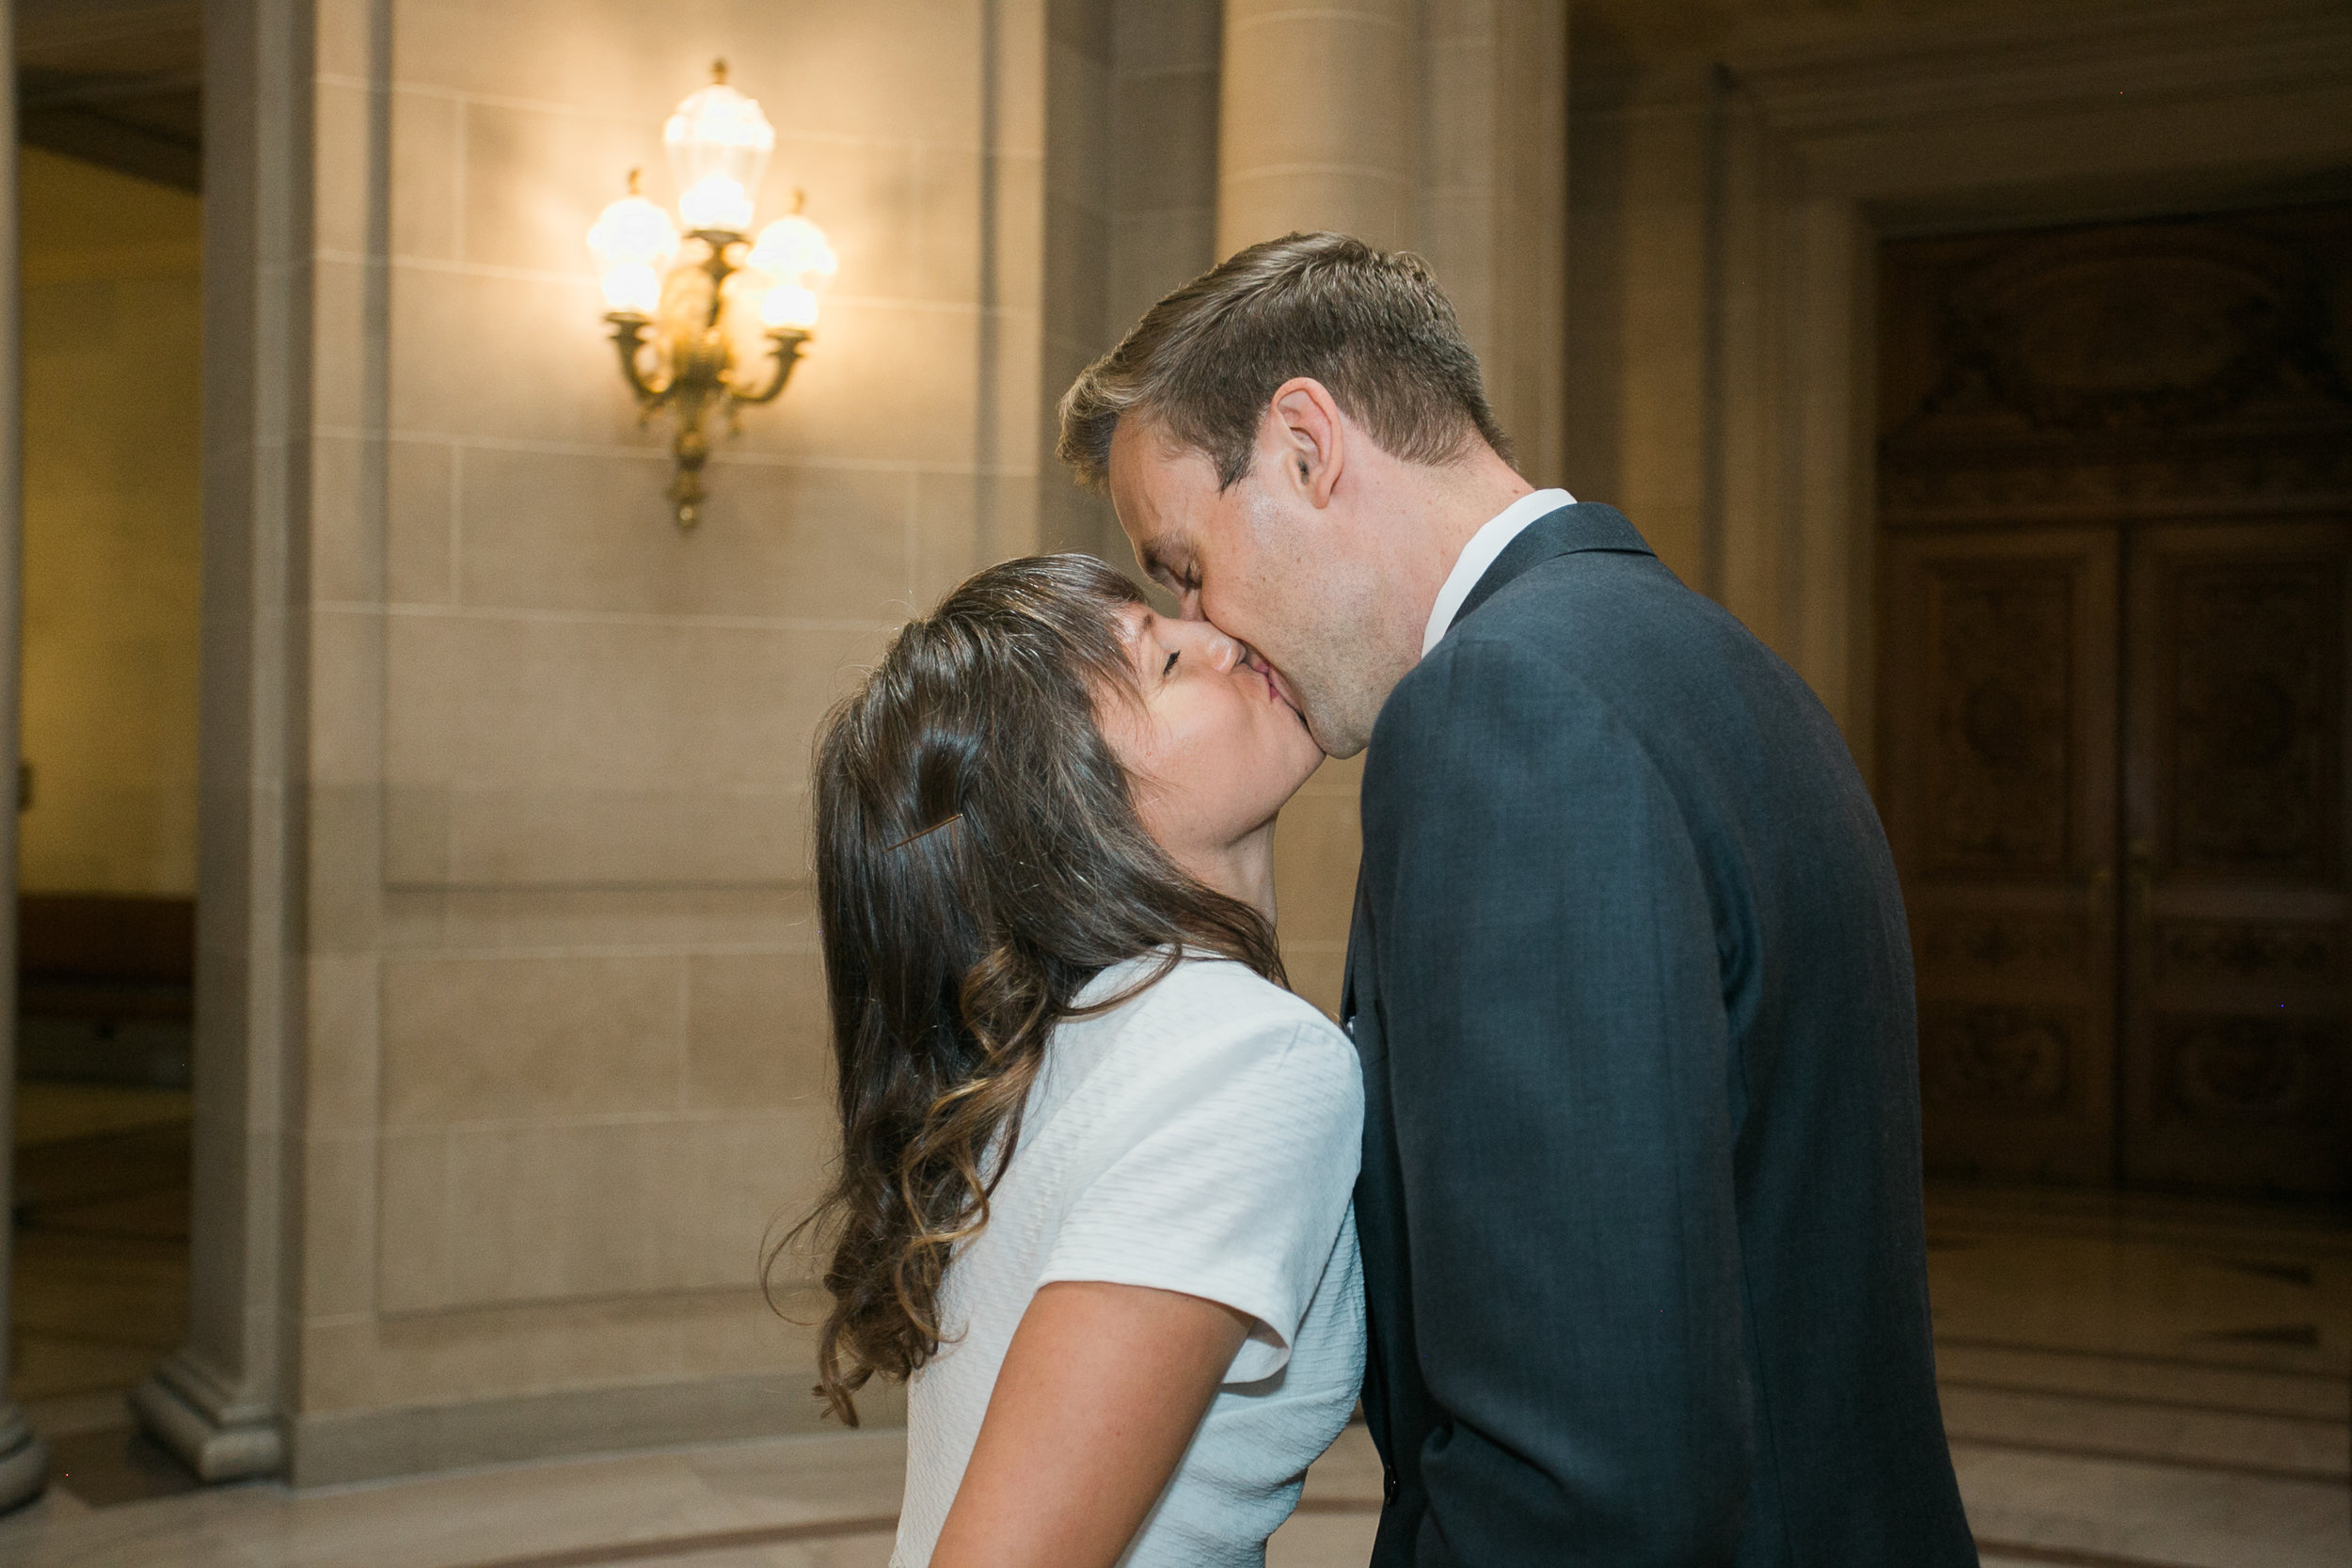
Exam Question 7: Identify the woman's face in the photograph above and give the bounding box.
[1099,604,1325,865]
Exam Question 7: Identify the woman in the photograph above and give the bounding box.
[792,554,1362,1567]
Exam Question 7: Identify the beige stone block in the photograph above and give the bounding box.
[386,264,644,449]
[376,1128,454,1316]
[383,783,452,885]
[1299,750,1365,800]
[381,953,687,1128]
[454,446,913,622]
[1044,193,1110,356]
[309,605,384,784]
[442,784,811,886]
[1050,0,1114,60]
[389,436,456,606]
[458,100,660,277]
[718,298,991,469]
[307,953,382,1134]
[1220,167,1414,254]
[1115,0,1220,73]
[1107,207,1215,332]
[389,0,704,113]
[310,432,381,606]
[310,780,386,957]
[761,135,918,307]
[387,613,882,793]
[908,145,1046,311]
[312,255,369,431]
[1283,944,1347,1022]
[378,1110,833,1313]
[1221,9,1415,179]
[421,884,818,955]
[1419,38,1500,189]
[316,0,373,79]
[774,1,989,149]
[303,1131,379,1318]
[390,87,462,264]
[677,1290,807,1379]
[1273,791,1361,946]
[914,472,1043,602]
[315,77,374,261]
[1113,69,1218,214]
[1046,42,1113,211]
[686,950,834,1112]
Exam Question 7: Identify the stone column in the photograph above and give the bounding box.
[0,0,56,1509]
[129,0,305,1482]
[1216,0,1418,254]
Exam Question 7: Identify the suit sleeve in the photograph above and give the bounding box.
[1359,637,1755,1565]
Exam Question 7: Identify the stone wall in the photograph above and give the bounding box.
[274,0,1047,1482]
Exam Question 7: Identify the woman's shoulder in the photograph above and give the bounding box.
[1084,954,1347,1050]
[1061,955,1359,1108]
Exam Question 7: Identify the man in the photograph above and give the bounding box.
[1057,232,1976,1565]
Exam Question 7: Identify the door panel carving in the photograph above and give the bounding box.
[2160,557,2341,880]
[2123,523,2350,1196]
[1927,568,2074,874]
[1881,529,2118,1184]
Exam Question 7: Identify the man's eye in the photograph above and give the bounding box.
[1162,651,1180,676]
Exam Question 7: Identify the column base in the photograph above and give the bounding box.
[132,1353,284,1483]
[0,1407,47,1513]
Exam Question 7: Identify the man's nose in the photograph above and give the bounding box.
[1200,630,1242,673]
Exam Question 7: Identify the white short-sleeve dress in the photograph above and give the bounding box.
[890,952,1367,1568]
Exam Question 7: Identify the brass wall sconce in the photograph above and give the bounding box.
[587,62,837,529]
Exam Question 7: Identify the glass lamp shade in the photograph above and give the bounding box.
[750,212,835,331]
[664,70,775,234]
[586,190,680,315]
[748,214,836,287]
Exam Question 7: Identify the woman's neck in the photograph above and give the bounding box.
[1176,819,1279,925]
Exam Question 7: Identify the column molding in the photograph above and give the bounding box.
[0,0,55,1512]
[131,0,319,1482]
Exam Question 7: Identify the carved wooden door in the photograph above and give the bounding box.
[2120,522,2351,1195]
[1881,529,2121,1183]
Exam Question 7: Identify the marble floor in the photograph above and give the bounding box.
[0,1102,2342,1567]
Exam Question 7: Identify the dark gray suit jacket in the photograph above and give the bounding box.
[1343,504,1975,1565]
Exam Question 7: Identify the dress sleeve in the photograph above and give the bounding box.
[1036,1003,1363,1385]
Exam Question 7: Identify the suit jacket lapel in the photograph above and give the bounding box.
[1447,502,1655,638]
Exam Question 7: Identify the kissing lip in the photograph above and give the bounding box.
[1243,649,1311,727]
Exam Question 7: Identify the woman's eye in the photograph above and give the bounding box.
[1162,651,1180,677]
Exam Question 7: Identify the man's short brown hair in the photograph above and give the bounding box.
[1056,231,1512,494]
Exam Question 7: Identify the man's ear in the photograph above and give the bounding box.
[1266,378,1344,508]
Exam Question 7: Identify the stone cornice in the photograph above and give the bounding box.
[1719,0,2352,134]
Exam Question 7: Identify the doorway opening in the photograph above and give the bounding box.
[12,5,205,1505]
[1875,202,2352,1201]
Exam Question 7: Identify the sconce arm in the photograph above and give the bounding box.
[605,312,670,404]
[731,327,811,406]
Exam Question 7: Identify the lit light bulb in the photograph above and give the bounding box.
[761,282,821,332]
[585,175,679,316]
[664,61,774,237]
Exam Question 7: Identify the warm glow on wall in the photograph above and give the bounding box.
[588,60,837,530]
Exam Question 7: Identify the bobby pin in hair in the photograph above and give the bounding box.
[886,814,964,853]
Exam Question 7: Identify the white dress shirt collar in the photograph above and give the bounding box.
[1421,487,1576,656]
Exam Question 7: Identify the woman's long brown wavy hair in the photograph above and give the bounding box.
[778,554,1286,1424]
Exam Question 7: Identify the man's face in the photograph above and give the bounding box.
[1105,415,1391,757]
